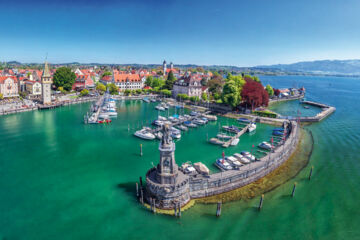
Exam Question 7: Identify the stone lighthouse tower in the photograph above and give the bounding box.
[145,124,190,209]
[41,61,52,104]
[162,60,167,76]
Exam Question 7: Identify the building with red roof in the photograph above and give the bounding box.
[0,76,19,97]
[113,71,145,91]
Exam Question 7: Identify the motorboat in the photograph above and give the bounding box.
[225,156,242,169]
[273,130,283,136]
[201,117,208,123]
[153,120,164,126]
[193,162,210,175]
[190,111,199,116]
[134,128,155,140]
[203,114,217,121]
[247,122,256,132]
[215,158,233,171]
[150,98,157,102]
[230,138,240,146]
[99,112,110,119]
[193,119,206,125]
[155,132,163,139]
[181,163,197,174]
[238,118,251,123]
[143,98,150,103]
[171,132,181,139]
[216,133,232,140]
[259,141,272,150]
[273,128,284,132]
[177,125,188,131]
[158,116,167,121]
[241,151,256,161]
[184,121,197,128]
[155,105,165,111]
[233,153,251,164]
[222,125,240,133]
[209,138,225,145]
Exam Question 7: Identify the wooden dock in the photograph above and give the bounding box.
[222,120,254,148]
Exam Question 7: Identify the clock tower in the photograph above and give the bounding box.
[41,61,52,105]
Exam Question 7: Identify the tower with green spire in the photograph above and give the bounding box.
[41,61,52,104]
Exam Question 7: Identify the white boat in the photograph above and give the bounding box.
[150,98,156,102]
[134,128,155,140]
[99,112,110,119]
[143,98,150,103]
[155,132,163,139]
[203,114,217,121]
[184,165,196,174]
[233,153,251,164]
[193,119,206,125]
[153,120,164,126]
[248,123,257,132]
[258,141,272,150]
[155,105,165,111]
[193,162,210,175]
[106,111,118,117]
[241,151,256,161]
[226,156,242,169]
[177,125,188,131]
[184,121,197,128]
[158,116,167,121]
[210,138,225,145]
[230,138,240,146]
[215,158,233,171]
[190,111,199,116]
[217,133,232,139]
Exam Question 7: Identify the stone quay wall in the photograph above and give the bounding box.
[188,121,300,199]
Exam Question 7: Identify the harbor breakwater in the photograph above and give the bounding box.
[144,120,301,210]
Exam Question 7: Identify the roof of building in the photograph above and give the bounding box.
[0,76,18,84]
[113,72,141,82]
[42,62,51,78]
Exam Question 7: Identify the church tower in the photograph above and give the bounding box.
[41,61,52,105]
[163,60,167,76]
[170,62,174,70]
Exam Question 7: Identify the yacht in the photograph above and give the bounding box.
[193,162,210,175]
[153,120,164,126]
[247,122,256,132]
[222,125,240,133]
[209,138,225,145]
[184,121,197,128]
[238,118,250,123]
[226,156,242,169]
[170,128,181,139]
[155,105,165,111]
[134,128,155,140]
[233,153,251,164]
[177,125,188,131]
[193,118,206,125]
[215,158,233,171]
[216,133,232,140]
[158,116,167,121]
[259,141,272,150]
[181,163,197,174]
[241,151,256,161]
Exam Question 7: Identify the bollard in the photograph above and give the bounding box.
[140,189,144,204]
[140,144,143,156]
[136,183,139,198]
[258,194,264,211]
[139,177,143,189]
[291,182,297,197]
[309,166,314,180]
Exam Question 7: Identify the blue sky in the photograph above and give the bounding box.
[1,0,360,66]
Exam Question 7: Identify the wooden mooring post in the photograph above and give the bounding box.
[291,182,297,197]
[136,183,139,198]
[153,199,156,214]
[177,203,181,218]
[140,189,144,204]
[174,204,177,217]
[309,166,314,180]
[258,194,264,211]
[216,202,222,217]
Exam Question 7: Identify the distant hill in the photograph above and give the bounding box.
[257,59,360,75]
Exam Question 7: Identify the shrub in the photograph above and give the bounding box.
[253,110,277,118]
[80,89,89,96]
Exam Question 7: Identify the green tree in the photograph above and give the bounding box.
[222,80,240,108]
[152,77,165,88]
[101,71,112,78]
[265,84,274,96]
[107,83,119,95]
[201,92,208,101]
[80,89,89,96]
[176,93,189,101]
[53,67,76,91]
[190,96,200,102]
[160,89,171,97]
[164,71,176,90]
[145,76,153,87]
[124,89,131,96]
[96,83,106,94]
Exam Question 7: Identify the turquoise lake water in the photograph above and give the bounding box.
[0,75,359,239]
